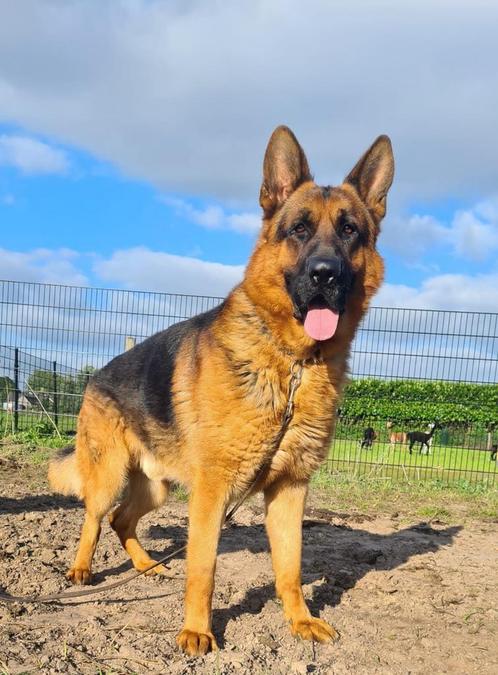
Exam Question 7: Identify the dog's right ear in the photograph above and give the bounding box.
[259,126,312,218]
[344,135,394,226]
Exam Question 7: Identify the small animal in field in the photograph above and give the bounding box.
[48,125,394,656]
[422,422,437,455]
[490,444,497,461]
[407,423,440,455]
[360,426,377,449]
[388,430,407,448]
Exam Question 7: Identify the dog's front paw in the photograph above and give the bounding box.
[66,566,92,585]
[291,617,339,642]
[176,628,218,656]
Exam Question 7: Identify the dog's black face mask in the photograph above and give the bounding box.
[279,197,360,341]
[285,251,354,337]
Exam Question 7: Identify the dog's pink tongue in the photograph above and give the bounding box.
[304,308,340,341]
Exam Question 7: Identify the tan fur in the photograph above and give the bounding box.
[49,126,393,656]
[48,451,83,498]
[386,421,407,447]
[389,432,407,447]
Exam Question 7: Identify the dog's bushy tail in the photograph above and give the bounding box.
[48,445,83,498]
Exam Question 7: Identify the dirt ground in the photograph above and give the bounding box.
[0,456,497,675]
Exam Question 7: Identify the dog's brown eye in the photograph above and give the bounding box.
[291,222,308,238]
[342,222,356,237]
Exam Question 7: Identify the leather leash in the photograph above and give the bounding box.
[0,361,304,604]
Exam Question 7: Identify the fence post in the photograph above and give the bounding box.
[125,336,136,351]
[13,348,19,433]
[52,360,59,429]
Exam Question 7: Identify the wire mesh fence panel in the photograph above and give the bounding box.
[0,280,221,435]
[1,279,497,484]
[326,414,497,487]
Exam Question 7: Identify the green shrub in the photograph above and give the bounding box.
[340,379,497,428]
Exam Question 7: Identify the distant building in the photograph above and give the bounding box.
[2,391,36,411]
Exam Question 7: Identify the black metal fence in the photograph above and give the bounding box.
[1,279,497,485]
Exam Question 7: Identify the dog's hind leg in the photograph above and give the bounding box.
[109,470,170,574]
[67,444,128,585]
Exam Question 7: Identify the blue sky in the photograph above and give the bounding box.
[1,1,498,311]
[0,134,250,265]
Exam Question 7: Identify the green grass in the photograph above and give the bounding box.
[0,424,74,465]
[171,483,189,502]
[311,469,498,522]
[0,410,77,436]
[328,437,497,484]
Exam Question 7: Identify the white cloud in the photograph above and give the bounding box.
[381,196,498,263]
[226,211,261,235]
[164,197,260,235]
[0,2,497,202]
[0,248,87,285]
[376,272,498,313]
[451,205,498,262]
[93,246,243,296]
[381,214,448,259]
[0,134,69,175]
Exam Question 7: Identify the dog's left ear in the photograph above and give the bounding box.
[260,125,312,218]
[344,135,394,225]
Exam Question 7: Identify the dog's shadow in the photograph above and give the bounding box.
[0,493,81,515]
[145,517,461,646]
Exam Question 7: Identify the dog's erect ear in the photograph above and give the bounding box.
[344,135,394,225]
[259,126,312,218]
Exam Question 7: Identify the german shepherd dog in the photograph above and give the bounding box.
[49,126,394,656]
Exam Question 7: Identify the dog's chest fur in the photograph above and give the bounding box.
[238,358,342,482]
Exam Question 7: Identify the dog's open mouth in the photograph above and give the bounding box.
[303,295,340,341]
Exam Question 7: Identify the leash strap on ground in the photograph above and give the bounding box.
[0,545,187,603]
[0,361,304,605]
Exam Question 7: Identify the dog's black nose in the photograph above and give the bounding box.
[307,256,342,286]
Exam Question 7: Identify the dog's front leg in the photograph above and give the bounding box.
[264,478,338,643]
[176,480,225,656]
